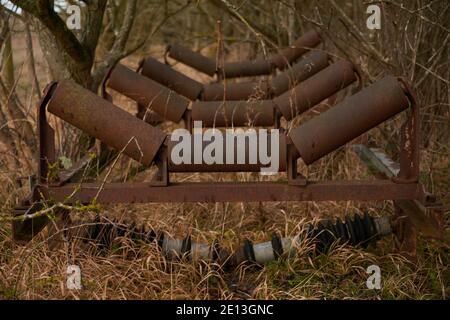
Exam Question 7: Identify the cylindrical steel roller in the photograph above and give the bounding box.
[140,57,203,100]
[220,59,274,79]
[202,80,271,101]
[167,43,216,76]
[270,51,330,96]
[273,60,357,121]
[191,100,275,127]
[47,80,166,166]
[270,29,322,70]
[168,131,287,172]
[289,76,410,165]
[107,64,189,123]
[136,103,165,126]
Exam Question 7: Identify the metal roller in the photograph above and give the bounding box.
[289,76,410,165]
[107,63,189,123]
[167,43,217,76]
[167,131,287,172]
[270,51,330,96]
[191,100,275,127]
[47,80,166,166]
[140,57,203,100]
[202,80,271,101]
[136,103,165,126]
[270,29,322,70]
[273,60,357,120]
[220,59,274,79]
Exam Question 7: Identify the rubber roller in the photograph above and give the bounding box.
[167,43,217,76]
[273,60,357,120]
[140,57,203,100]
[107,63,189,123]
[47,80,166,166]
[191,100,275,127]
[289,76,410,165]
[270,29,322,70]
[85,213,392,266]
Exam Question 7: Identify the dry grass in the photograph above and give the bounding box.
[0,0,449,300]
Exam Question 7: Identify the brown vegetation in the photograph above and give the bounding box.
[0,0,448,300]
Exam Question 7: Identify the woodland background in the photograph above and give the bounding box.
[0,0,448,299]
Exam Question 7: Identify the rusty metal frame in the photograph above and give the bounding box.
[13,73,435,262]
[26,79,425,207]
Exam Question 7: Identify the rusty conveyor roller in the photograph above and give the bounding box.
[107,63,189,123]
[167,131,287,172]
[273,59,357,120]
[107,58,355,126]
[191,100,276,127]
[220,59,274,79]
[166,29,321,78]
[140,57,203,100]
[167,43,217,76]
[47,80,166,166]
[48,75,410,173]
[270,29,322,70]
[289,76,410,165]
[201,51,330,101]
[202,80,271,101]
[270,51,330,96]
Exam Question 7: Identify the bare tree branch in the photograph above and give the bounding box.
[10,0,91,65]
[90,0,137,90]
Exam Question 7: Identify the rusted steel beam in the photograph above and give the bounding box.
[191,100,276,127]
[38,180,424,204]
[270,29,322,70]
[139,57,203,100]
[107,63,189,123]
[289,76,409,165]
[220,59,274,79]
[167,43,217,76]
[47,80,166,166]
[274,60,357,120]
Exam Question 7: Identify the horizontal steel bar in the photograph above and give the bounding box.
[40,180,424,204]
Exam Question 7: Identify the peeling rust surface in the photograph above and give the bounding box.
[47,80,166,166]
[270,29,322,70]
[107,64,189,123]
[140,57,203,100]
[191,100,275,127]
[202,80,271,101]
[290,76,410,165]
[167,43,217,76]
[270,51,330,96]
[273,60,357,120]
[220,59,274,78]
